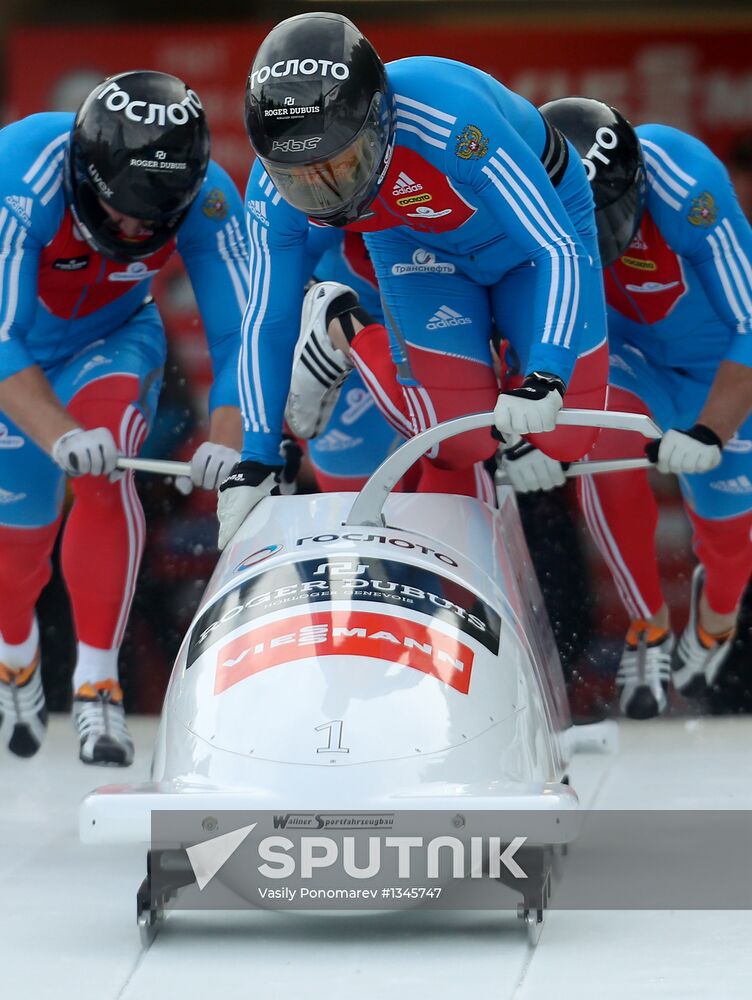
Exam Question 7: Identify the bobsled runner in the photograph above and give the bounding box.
[80,411,655,943]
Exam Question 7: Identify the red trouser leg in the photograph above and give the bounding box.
[0,518,63,644]
[351,323,497,499]
[687,509,752,616]
[506,341,609,461]
[576,386,664,620]
[62,377,148,650]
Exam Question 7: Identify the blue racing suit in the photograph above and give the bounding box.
[605,124,752,518]
[239,57,607,466]
[0,112,248,525]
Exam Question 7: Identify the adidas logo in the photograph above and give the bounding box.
[427,305,472,330]
[247,199,269,226]
[315,429,362,452]
[709,475,752,495]
[392,172,423,196]
[4,195,33,228]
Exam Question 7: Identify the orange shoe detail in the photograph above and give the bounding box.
[696,622,734,651]
[74,679,123,703]
[0,649,41,686]
[625,620,671,648]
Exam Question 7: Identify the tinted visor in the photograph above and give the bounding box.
[261,95,387,219]
[596,163,647,267]
[72,174,188,262]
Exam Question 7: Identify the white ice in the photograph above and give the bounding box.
[2,715,752,999]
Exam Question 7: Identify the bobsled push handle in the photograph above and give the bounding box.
[116,456,192,476]
[346,409,661,528]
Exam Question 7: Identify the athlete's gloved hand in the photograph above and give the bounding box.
[494,372,565,436]
[175,441,241,495]
[501,439,567,492]
[645,424,722,475]
[216,460,282,550]
[51,427,122,479]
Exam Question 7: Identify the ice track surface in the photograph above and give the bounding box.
[2,715,752,1000]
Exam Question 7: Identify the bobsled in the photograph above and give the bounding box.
[80,412,653,942]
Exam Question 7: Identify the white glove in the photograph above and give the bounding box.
[501,439,566,492]
[494,372,565,436]
[216,461,281,550]
[646,424,723,475]
[51,427,122,478]
[175,441,241,495]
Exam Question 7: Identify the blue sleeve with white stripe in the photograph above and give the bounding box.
[0,114,69,381]
[414,61,589,382]
[448,85,588,378]
[639,124,752,368]
[239,159,311,464]
[177,161,250,411]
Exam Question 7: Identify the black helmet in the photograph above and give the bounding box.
[66,70,211,262]
[539,97,646,266]
[245,12,394,227]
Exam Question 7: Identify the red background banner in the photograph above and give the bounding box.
[8,22,752,191]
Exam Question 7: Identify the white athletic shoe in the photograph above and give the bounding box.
[616,623,673,720]
[72,680,134,767]
[672,565,735,696]
[0,648,47,757]
[284,281,356,439]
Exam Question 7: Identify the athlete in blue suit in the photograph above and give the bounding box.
[529,99,752,719]
[217,12,609,547]
[0,72,248,763]
[247,160,488,497]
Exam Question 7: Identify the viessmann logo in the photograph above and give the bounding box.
[214,610,475,695]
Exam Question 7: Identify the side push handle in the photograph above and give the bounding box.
[116,456,192,477]
[346,409,662,528]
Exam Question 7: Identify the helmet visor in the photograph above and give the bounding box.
[596,163,647,267]
[71,172,189,262]
[261,95,387,218]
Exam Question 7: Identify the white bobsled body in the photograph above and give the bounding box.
[81,486,577,844]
